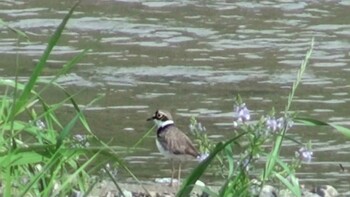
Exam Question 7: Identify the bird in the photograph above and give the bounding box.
[147,109,200,186]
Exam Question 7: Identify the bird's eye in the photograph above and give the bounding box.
[156,113,163,119]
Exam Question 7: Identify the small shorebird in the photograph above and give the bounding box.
[147,109,200,186]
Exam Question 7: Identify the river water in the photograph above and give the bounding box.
[1,0,350,192]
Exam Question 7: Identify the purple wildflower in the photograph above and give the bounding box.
[266,116,278,132]
[265,116,294,133]
[233,103,250,126]
[295,147,313,163]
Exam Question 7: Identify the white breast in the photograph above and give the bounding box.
[156,139,173,158]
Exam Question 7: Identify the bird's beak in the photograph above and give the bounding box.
[146,116,155,121]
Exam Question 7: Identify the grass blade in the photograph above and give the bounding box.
[13,1,81,116]
[0,19,29,40]
[177,132,246,197]
[285,37,314,112]
[295,117,350,138]
[59,151,100,192]
[56,114,79,149]
[37,48,89,96]
[131,125,155,150]
[264,38,314,181]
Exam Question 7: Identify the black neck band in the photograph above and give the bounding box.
[157,124,174,137]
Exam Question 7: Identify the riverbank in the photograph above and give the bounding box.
[82,179,345,197]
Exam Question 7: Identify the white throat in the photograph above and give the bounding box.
[155,119,174,128]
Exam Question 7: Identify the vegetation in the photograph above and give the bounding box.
[0,2,134,197]
[178,38,350,197]
[1,2,349,197]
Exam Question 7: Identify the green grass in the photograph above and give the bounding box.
[0,2,137,196]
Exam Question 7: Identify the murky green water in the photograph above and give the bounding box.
[1,0,350,192]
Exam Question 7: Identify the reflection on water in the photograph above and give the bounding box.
[1,0,350,192]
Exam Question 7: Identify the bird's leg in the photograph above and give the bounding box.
[169,159,175,187]
[178,161,182,186]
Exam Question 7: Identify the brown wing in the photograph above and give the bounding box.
[163,126,199,158]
